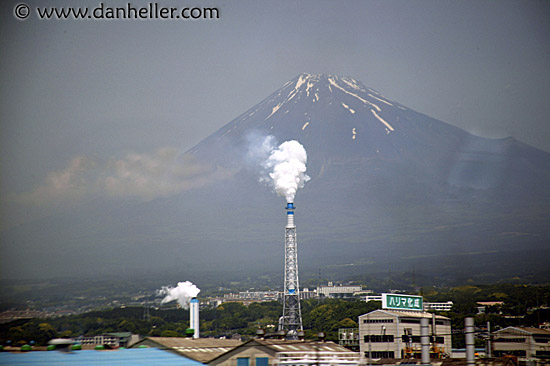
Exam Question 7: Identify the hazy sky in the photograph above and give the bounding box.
[1,0,549,278]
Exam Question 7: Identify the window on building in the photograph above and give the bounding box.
[364,335,394,342]
[365,351,395,358]
[400,318,421,324]
[401,335,445,344]
[494,350,526,357]
[494,338,526,343]
[256,357,268,366]
[237,358,250,366]
[363,319,394,323]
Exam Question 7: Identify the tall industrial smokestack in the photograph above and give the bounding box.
[254,136,308,340]
[190,298,199,339]
[279,202,303,338]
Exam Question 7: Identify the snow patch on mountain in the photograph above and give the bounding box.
[371,109,395,131]
[368,94,393,106]
[341,102,356,114]
[328,77,381,112]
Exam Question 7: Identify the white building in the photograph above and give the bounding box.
[358,309,452,360]
[76,332,138,348]
[317,282,362,298]
[423,301,453,312]
[364,295,383,303]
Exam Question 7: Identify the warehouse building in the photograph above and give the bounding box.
[492,326,550,361]
[208,339,358,366]
[358,309,452,360]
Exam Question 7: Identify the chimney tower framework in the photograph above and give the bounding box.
[279,202,303,338]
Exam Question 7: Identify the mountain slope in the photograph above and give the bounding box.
[177,73,550,282]
[189,73,550,199]
[3,73,549,283]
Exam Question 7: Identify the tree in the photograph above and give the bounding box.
[335,318,358,329]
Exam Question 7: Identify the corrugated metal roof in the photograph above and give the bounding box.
[0,348,202,366]
[130,337,242,363]
[208,339,358,364]
[250,339,352,352]
[495,326,550,335]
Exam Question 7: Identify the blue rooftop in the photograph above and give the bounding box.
[0,348,203,366]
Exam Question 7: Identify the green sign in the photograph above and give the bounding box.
[382,293,423,311]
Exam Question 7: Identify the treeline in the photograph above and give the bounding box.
[1,284,550,347]
[0,299,378,346]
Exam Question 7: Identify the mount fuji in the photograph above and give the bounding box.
[5,73,550,283]
[162,73,550,283]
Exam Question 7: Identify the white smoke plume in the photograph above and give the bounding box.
[158,281,200,309]
[260,136,310,203]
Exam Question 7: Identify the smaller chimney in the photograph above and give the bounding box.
[256,329,266,340]
[189,298,199,339]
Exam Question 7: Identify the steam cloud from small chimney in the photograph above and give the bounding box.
[259,136,310,202]
[158,281,200,309]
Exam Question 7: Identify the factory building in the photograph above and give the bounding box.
[492,326,550,361]
[358,309,452,360]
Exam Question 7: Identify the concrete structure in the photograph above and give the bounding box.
[492,326,550,362]
[208,339,358,366]
[358,309,452,360]
[317,282,363,298]
[129,337,242,363]
[279,202,303,338]
[424,301,454,312]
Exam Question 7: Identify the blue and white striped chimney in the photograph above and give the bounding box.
[286,202,295,228]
